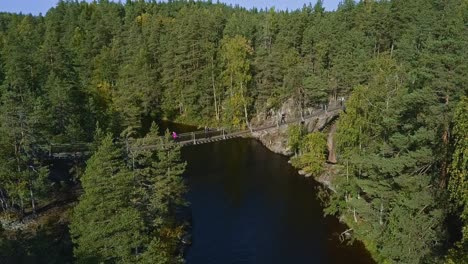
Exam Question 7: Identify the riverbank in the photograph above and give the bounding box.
[248,108,380,263]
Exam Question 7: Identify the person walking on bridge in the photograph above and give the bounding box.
[280,113,286,124]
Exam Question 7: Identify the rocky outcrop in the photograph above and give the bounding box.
[251,109,340,156]
[250,99,341,188]
[251,125,291,155]
[250,98,300,127]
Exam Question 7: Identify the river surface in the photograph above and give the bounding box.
[162,121,374,264]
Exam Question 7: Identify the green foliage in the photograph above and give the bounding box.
[291,132,327,176]
[0,77,50,216]
[130,123,187,230]
[220,35,253,128]
[71,126,187,263]
[287,124,305,155]
[330,55,446,263]
[446,96,468,262]
[70,134,144,263]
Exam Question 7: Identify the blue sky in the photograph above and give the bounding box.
[0,0,341,15]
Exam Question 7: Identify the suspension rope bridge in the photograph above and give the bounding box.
[42,103,344,160]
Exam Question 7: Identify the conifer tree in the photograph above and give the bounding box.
[70,134,144,263]
[329,55,444,263]
[130,123,187,262]
[0,15,49,216]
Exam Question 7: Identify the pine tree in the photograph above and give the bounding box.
[130,123,187,262]
[70,134,144,263]
[41,8,88,142]
[328,55,445,263]
[0,15,49,216]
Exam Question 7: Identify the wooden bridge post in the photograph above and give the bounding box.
[222,129,226,139]
[192,132,196,144]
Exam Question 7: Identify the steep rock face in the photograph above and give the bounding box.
[251,110,339,156]
[250,99,340,189]
[250,98,328,128]
[252,125,291,155]
[327,122,337,164]
[250,98,299,127]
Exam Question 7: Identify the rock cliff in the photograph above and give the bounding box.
[250,99,341,188]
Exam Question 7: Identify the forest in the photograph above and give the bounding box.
[0,0,466,263]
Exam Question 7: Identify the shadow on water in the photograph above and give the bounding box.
[182,138,375,264]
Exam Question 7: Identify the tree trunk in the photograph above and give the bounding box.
[30,184,36,215]
[230,73,233,97]
[240,82,250,130]
[346,160,349,183]
[379,203,383,225]
[20,196,24,216]
[359,125,362,151]
[244,104,250,130]
[211,58,220,121]
[440,94,450,188]
[339,228,353,242]
[0,189,7,211]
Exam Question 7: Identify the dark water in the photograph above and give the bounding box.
[181,137,375,264]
